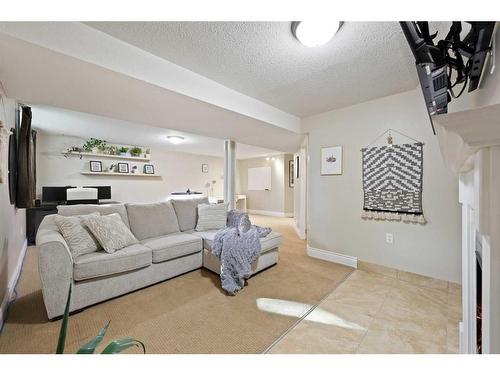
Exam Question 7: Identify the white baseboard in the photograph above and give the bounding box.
[0,239,28,330]
[248,209,294,218]
[307,245,358,268]
[293,223,306,240]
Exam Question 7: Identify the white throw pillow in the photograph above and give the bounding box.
[54,212,101,258]
[83,213,139,253]
[195,203,228,231]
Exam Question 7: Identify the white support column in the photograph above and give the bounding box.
[224,140,236,210]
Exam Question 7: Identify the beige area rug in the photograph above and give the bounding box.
[0,216,352,354]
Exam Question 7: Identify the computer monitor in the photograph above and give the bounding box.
[83,185,112,200]
[42,186,75,204]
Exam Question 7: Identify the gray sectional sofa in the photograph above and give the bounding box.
[36,197,282,319]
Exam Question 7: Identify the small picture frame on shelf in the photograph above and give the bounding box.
[202,164,208,173]
[89,160,102,172]
[117,162,129,173]
[144,164,155,174]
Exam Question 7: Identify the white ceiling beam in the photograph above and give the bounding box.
[0,32,302,152]
[0,22,301,133]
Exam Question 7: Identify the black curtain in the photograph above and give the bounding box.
[16,106,36,208]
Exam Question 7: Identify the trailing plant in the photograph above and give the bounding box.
[118,147,129,154]
[97,141,108,151]
[83,138,107,152]
[130,146,142,156]
[56,283,146,354]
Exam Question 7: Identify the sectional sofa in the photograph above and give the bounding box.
[36,197,283,319]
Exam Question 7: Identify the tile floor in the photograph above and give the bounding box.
[267,262,462,354]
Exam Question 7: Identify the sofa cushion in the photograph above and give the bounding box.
[126,201,180,241]
[83,213,139,253]
[73,243,152,281]
[170,197,209,232]
[54,212,101,257]
[141,233,202,263]
[193,230,283,254]
[195,203,228,231]
[57,204,130,228]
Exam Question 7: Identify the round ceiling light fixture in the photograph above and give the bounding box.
[291,21,342,47]
[167,135,185,144]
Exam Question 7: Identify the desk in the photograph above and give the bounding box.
[27,205,58,245]
[209,195,247,212]
[26,200,121,245]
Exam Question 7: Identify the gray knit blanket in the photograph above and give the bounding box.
[212,210,272,295]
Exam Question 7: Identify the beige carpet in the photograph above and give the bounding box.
[0,216,352,354]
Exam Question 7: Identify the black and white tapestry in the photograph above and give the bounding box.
[361,142,425,223]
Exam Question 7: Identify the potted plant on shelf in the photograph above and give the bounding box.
[107,145,119,156]
[97,140,107,153]
[83,138,107,153]
[130,146,142,157]
[118,147,129,156]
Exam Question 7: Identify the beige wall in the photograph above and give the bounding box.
[303,89,461,283]
[0,96,26,318]
[237,154,293,215]
[36,134,225,203]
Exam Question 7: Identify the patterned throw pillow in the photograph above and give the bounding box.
[195,203,228,231]
[83,213,139,253]
[54,212,101,258]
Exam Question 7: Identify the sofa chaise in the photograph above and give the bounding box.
[36,197,283,319]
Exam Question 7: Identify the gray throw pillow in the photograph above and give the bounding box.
[83,213,139,253]
[195,203,228,231]
[54,212,101,258]
[126,201,180,240]
[171,197,209,232]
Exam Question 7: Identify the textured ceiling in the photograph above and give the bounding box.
[87,21,420,117]
[31,105,282,159]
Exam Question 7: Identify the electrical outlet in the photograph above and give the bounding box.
[386,233,394,244]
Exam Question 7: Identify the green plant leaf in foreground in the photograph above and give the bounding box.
[76,320,111,354]
[101,338,146,354]
[56,283,72,354]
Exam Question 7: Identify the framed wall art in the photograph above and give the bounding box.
[117,162,129,173]
[321,146,343,175]
[144,164,155,174]
[89,160,102,172]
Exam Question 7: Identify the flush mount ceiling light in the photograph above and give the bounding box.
[291,21,342,47]
[167,135,184,144]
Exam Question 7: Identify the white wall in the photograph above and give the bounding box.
[0,95,26,326]
[302,89,461,283]
[237,154,293,216]
[36,134,224,203]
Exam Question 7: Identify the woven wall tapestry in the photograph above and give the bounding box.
[361,141,425,224]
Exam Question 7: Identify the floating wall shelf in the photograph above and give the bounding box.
[81,172,161,178]
[63,151,151,162]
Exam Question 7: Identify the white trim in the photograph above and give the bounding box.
[247,209,293,218]
[0,239,28,330]
[293,223,306,240]
[306,245,358,268]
